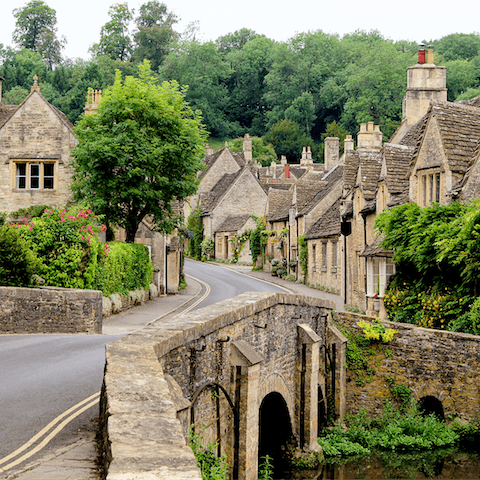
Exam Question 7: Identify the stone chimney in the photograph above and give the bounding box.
[403,43,447,128]
[324,137,339,171]
[243,133,253,162]
[31,74,41,93]
[300,146,313,165]
[205,144,214,155]
[84,88,102,114]
[357,122,383,150]
[0,76,3,103]
[344,135,354,153]
[280,155,287,165]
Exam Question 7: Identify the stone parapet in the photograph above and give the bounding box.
[0,286,102,334]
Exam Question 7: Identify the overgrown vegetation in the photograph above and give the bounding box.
[318,400,461,457]
[187,207,204,260]
[298,235,308,281]
[376,200,480,333]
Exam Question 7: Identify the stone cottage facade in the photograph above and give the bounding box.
[0,76,76,213]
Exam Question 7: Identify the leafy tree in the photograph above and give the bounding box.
[435,33,480,61]
[216,28,259,55]
[12,0,65,69]
[224,35,276,135]
[264,119,313,163]
[2,85,29,104]
[321,120,351,156]
[91,3,134,61]
[72,61,207,242]
[132,0,178,70]
[456,86,480,101]
[0,48,47,91]
[445,59,479,101]
[229,136,277,166]
[285,92,316,135]
[160,41,237,137]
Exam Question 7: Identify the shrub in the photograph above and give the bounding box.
[0,224,38,287]
[201,237,214,261]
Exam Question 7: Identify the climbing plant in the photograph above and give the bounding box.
[298,235,308,280]
[187,207,204,260]
[201,237,214,261]
[229,230,251,264]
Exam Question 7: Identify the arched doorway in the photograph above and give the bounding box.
[419,395,445,421]
[258,392,294,478]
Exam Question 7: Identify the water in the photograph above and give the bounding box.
[284,448,480,479]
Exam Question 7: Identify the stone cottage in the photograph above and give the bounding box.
[0,75,76,213]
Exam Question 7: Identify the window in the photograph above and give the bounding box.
[332,242,338,268]
[420,171,441,206]
[366,257,396,297]
[312,244,317,270]
[14,161,55,190]
[322,242,328,270]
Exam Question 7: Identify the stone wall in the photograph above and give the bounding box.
[0,286,102,334]
[335,311,480,422]
[101,292,335,480]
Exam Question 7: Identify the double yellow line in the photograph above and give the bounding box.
[0,392,100,472]
[181,274,211,315]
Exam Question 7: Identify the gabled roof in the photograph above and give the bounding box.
[200,171,240,214]
[199,147,246,179]
[263,183,293,192]
[399,112,429,149]
[456,96,480,108]
[297,165,344,216]
[359,235,392,258]
[343,151,360,193]
[267,188,293,222]
[358,151,383,200]
[383,143,414,196]
[417,101,480,175]
[306,198,341,240]
[215,214,252,233]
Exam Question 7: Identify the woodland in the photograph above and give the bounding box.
[2,0,480,162]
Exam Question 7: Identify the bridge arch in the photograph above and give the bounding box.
[419,395,445,421]
[258,392,293,478]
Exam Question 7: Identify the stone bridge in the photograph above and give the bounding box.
[100,292,480,480]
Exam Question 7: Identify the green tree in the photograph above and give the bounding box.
[264,119,313,163]
[12,0,65,69]
[72,61,207,243]
[285,92,317,135]
[445,59,479,101]
[91,3,134,61]
[160,40,237,137]
[0,48,47,92]
[216,28,259,55]
[132,0,178,70]
[435,33,480,61]
[2,85,29,104]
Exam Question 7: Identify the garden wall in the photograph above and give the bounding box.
[335,311,480,421]
[0,286,102,334]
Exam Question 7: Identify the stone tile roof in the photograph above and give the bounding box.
[343,151,360,193]
[359,151,383,201]
[200,171,240,214]
[297,165,344,216]
[399,113,429,149]
[306,198,341,240]
[289,166,308,179]
[383,143,414,196]
[267,188,293,222]
[456,96,480,108]
[0,104,20,129]
[215,214,251,233]
[263,183,293,192]
[359,235,392,257]
[199,147,246,179]
[426,101,480,175]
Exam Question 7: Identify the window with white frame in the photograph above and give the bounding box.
[14,161,56,190]
[366,257,395,297]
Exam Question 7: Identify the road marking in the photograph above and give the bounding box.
[181,274,211,315]
[0,392,100,472]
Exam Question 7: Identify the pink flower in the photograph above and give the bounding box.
[22,218,28,223]
[29,224,33,231]
[81,235,85,241]
[44,208,49,213]
[86,209,92,214]
[100,224,107,232]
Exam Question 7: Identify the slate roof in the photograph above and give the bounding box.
[267,188,293,222]
[343,151,360,193]
[215,214,251,233]
[297,165,344,216]
[456,96,480,108]
[359,151,383,200]
[306,198,341,240]
[200,171,240,214]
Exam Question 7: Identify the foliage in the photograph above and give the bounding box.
[264,119,313,163]
[188,425,229,480]
[186,207,203,260]
[249,216,269,263]
[2,85,30,104]
[229,230,250,264]
[90,3,134,61]
[376,200,480,332]
[228,136,277,166]
[0,223,38,287]
[321,120,351,157]
[72,62,207,242]
[290,451,323,469]
[385,376,412,407]
[298,235,308,279]
[132,1,178,70]
[201,237,214,261]
[93,241,152,296]
[12,0,65,69]
[319,400,460,457]
[357,318,398,342]
[258,454,274,480]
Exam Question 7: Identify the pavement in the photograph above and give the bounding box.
[2,263,342,479]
